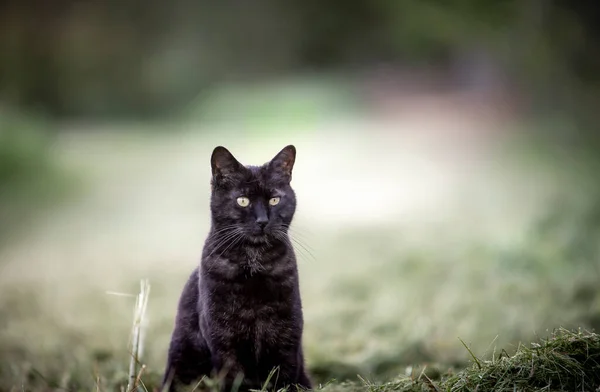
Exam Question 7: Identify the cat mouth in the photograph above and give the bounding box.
[246,229,272,244]
[246,234,269,244]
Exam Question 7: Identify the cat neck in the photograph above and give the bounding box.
[202,234,295,278]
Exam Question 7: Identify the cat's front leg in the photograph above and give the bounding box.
[274,364,312,391]
[295,349,313,390]
[161,336,212,392]
[295,366,313,391]
[210,352,251,392]
[266,349,312,391]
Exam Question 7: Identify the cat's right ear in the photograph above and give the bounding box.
[211,146,241,185]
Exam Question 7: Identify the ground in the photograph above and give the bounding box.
[0,87,598,391]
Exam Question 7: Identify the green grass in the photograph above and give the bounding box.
[318,328,600,392]
[4,328,598,391]
[444,328,600,392]
[1,112,599,392]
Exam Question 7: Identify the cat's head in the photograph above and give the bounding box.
[209,145,297,243]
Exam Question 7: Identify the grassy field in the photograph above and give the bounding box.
[1,94,599,391]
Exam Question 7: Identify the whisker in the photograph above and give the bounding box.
[217,232,245,259]
[212,224,240,233]
[206,229,244,258]
[288,230,316,253]
[282,223,315,238]
[205,225,241,241]
[289,237,316,262]
[273,230,315,263]
[205,230,245,273]
[207,229,239,248]
[274,225,316,259]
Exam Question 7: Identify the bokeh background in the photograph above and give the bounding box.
[1,0,600,390]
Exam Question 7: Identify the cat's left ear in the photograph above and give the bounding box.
[269,145,296,182]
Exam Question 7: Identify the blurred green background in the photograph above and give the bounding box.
[1,0,600,390]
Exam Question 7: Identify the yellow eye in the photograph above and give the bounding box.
[269,197,280,206]
[236,197,250,207]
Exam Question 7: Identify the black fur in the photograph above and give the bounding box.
[162,145,312,391]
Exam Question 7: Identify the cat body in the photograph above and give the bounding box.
[162,145,311,391]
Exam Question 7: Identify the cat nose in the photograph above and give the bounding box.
[256,216,268,229]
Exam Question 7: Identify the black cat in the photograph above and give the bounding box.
[161,145,312,392]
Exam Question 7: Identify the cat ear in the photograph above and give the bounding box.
[211,146,242,183]
[269,145,296,182]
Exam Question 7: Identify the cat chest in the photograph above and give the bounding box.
[229,305,296,361]
[207,283,297,355]
[223,289,295,331]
